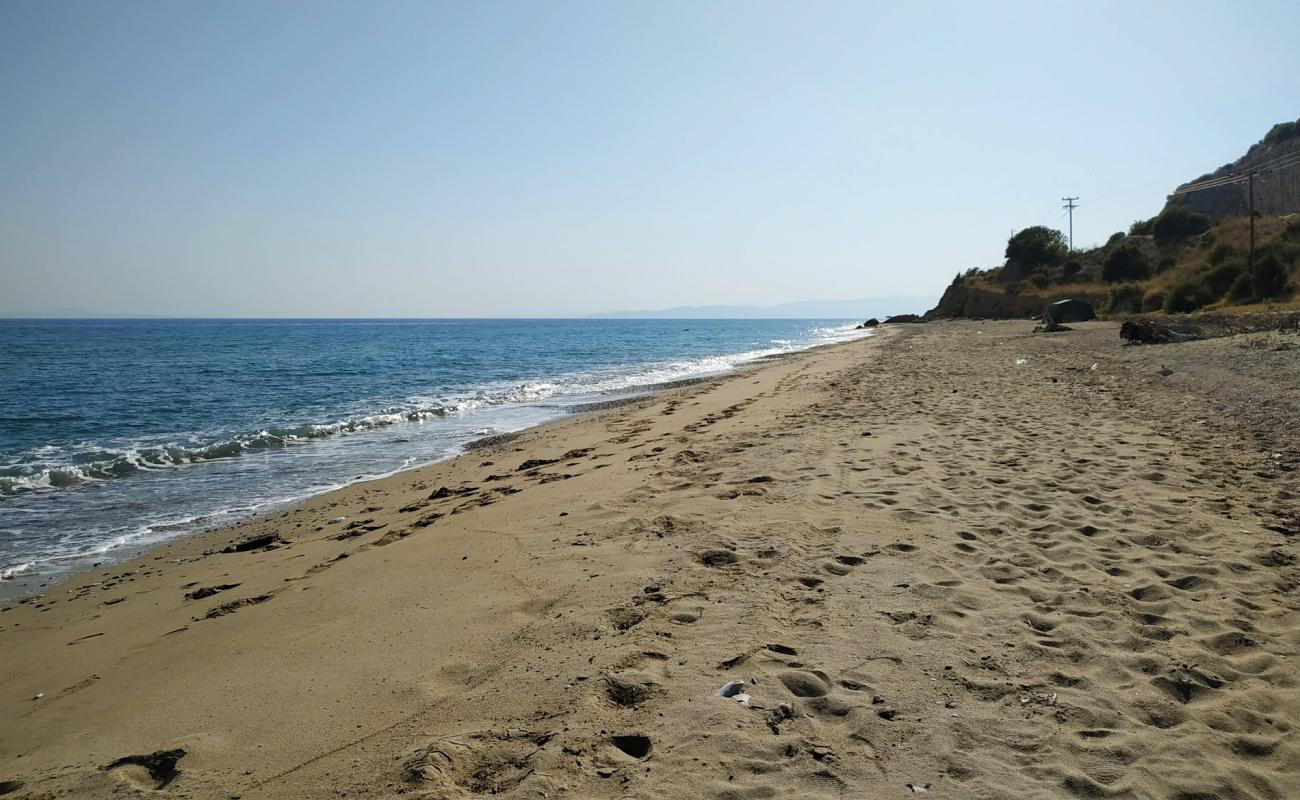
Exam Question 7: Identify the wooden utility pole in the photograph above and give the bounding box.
[1247,170,1256,274]
[1061,197,1078,251]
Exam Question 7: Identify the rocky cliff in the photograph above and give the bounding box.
[923,283,1107,321]
[1168,117,1300,219]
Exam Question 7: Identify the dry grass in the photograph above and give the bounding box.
[963,214,1299,317]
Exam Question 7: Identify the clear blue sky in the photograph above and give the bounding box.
[2,0,1297,317]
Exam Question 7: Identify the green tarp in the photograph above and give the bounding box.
[1046,298,1096,323]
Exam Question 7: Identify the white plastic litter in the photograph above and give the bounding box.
[716,681,752,704]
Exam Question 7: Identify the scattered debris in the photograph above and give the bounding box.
[1122,311,1300,345]
[184,583,240,601]
[715,680,751,704]
[1032,318,1072,334]
[718,652,750,670]
[220,534,280,553]
[201,594,272,619]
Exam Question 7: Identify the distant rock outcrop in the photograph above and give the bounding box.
[1167,117,1300,219]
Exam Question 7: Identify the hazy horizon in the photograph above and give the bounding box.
[0,294,937,320]
[3,1,1299,317]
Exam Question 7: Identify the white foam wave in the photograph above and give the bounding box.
[0,323,870,499]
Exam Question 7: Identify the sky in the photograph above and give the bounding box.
[2,1,1298,317]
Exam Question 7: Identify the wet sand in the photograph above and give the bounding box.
[2,321,1297,799]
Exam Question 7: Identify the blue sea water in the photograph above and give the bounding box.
[0,318,869,593]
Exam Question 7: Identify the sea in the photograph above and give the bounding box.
[0,318,870,595]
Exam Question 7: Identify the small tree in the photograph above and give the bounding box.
[1103,244,1151,282]
[1164,282,1213,313]
[1004,226,1067,278]
[1227,273,1254,303]
[1253,253,1289,298]
[1129,218,1154,236]
[1107,284,1144,314]
[1152,206,1211,241]
[1204,262,1244,297]
[1208,244,1235,266]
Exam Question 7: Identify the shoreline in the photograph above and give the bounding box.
[3,320,1296,800]
[0,332,868,600]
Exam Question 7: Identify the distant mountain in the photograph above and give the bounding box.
[588,297,936,320]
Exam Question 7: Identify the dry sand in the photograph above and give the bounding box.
[2,321,1297,800]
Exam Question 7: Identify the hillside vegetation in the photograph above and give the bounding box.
[926,117,1300,320]
[928,213,1300,320]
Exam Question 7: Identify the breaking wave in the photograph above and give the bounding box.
[0,322,869,498]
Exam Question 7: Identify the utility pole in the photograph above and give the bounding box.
[1247,170,1255,274]
[1061,197,1079,251]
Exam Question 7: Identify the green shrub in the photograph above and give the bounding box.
[1106,232,1126,246]
[1107,284,1144,314]
[1204,262,1244,296]
[1254,253,1290,298]
[1208,244,1235,266]
[1063,259,1082,278]
[1157,254,1177,273]
[1103,244,1151,282]
[1263,117,1300,146]
[1227,273,1254,303]
[1129,218,1154,236]
[1142,291,1165,312]
[1152,206,1212,241]
[1164,281,1215,313]
[1029,273,1050,289]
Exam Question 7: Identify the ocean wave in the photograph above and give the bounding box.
[0,323,870,498]
[0,405,459,496]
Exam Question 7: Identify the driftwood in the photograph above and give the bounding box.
[1121,311,1300,345]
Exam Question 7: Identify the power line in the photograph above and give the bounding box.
[1061,197,1078,251]
[1171,150,1300,195]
